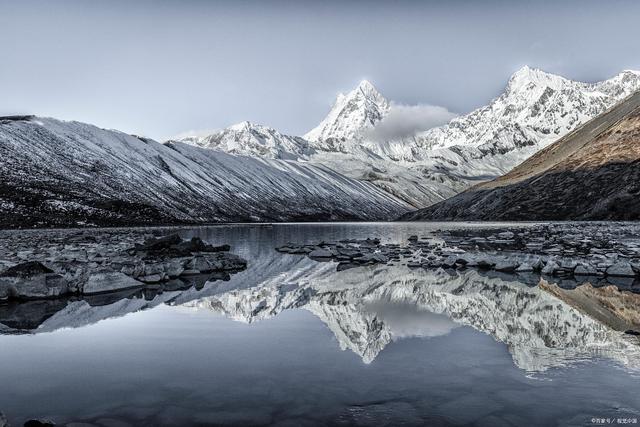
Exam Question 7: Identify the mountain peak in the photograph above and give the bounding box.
[228,120,253,131]
[506,66,566,93]
[356,79,377,93]
[304,80,390,143]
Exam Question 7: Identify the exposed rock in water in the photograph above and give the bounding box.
[0,231,246,301]
[83,271,143,295]
[606,262,636,277]
[0,261,53,278]
[0,262,69,300]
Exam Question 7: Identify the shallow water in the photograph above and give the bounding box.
[1,223,639,426]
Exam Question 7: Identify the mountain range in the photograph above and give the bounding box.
[0,116,408,228]
[174,67,640,209]
[403,89,640,220]
[2,66,639,227]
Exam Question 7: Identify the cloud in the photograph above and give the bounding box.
[364,102,457,142]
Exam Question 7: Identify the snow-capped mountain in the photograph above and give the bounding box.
[173,121,315,160]
[172,68,640,209]
[403,89,640,221]
[0,116,410,228]
[405,66,640,159]
[304,80,390,151]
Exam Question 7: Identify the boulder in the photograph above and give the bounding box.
[0,261,53,278]
[574,264,598,276]
[308,248,334,258]
[531,258,544,271]
[476,259,494,270]
[542,261,559,275]
[337,262,359,271]
[0,411,6,427]
[82,271,142,295]
[515,263,533,272]
[138,274,164,284]
[186,256,213,273]
[408,235,418,242]
[495,261,519,272]
[0,271,69,300]
[136,233,181,253]
[606,262,636,277]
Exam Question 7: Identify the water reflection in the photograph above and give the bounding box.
[1,224,639,426]
[3,258,638,373]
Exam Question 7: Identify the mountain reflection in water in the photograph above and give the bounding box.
[1,223,639,426]
[3,259,638,373]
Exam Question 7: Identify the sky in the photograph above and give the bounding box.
[1,0,640,140]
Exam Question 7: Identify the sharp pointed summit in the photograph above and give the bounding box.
[304,80,390,145]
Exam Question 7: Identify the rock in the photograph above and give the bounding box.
[0,411,6,427]
[560,259,578,270]
[408,235,418,242]
[0,272,69,300]
[337,262,359,271]
[136,234,182,253]
[541,261,559,275]
[308,248,334,258]
[24,419,56,427]
[494,261,519,272]
[515,263,533,272]
[476,259,494,270]
[531,258,544,271]
[574,264,598,276]
[336,248,362,258]
[138,274,164,284]
[371,253,388,263]
[177,237,229,253]
[185,256,211,273]
[606,262,636,277]
[624,330,640,336]
[497,231,514,239]
[0,261,53,278]
[83,271,142,295]
[165,259,185,278]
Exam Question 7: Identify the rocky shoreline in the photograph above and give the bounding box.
[0,230,246,302]
[276,222,640,290]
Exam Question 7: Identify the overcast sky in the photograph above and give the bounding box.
[1,0,640,140]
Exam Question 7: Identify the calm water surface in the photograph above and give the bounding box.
[1,223,639,426]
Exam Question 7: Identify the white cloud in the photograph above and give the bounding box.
[365,102,457,142]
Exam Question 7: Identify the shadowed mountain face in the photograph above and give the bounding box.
[403,91,640,221]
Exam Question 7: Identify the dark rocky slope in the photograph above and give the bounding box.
[402,91,640,221]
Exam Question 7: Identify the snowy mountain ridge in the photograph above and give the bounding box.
[172,121,315,160]
[0,116,410,227]
[173,67,640,209]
